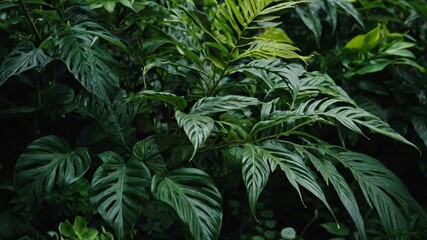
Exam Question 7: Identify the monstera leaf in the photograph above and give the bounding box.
[90,151,151,239]
[151,168,222,240]
[14,136,90,204]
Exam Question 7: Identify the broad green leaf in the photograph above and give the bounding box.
[241,144,271,216]
[191,95,260,115]
[320,222,349,236]
[384,42,415,57]
[0,43,52,86]
[151,168,222,240]
[53,22,119,102]
[90,151,151,239]
[258,27,293,43]
[363,24,381,50]
[131,90,187,111]
[14,136,90,204]
[344,35,365,49]
[132,136,165,173]
[175,111,214,159]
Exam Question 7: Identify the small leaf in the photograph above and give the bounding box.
[14,136,90,204]
[320,222,349,236]
[131,90,187,111]
[175,111,214,159]
[90,151,151,239]
[151,168,222,240]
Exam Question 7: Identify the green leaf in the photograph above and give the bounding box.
[241,144,271,217]
[76,91,135,150]
[131,90,187,111]
[53,22,119,102]
[191,95,261,115]
[332,0,364,29]
[14,136,90,204]
[90,151,151,239]
[320,222,349,236]
[411,116,427,147]
[304,148,366,240]
[295,4,322,45]
[175,111,214,159]
[263,141,334,218]
[330,150,427,237]
[0,42,52,86]
[151,168,222,240]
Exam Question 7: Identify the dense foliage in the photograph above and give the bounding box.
[1,0,427,239]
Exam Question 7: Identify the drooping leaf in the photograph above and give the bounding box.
[14,136,90,204]
[53,22,119,102]
[131,90,187,111]
[0,42,52,86]
[241,144,271,216]
[262,141,334,218]
[175,111,214,159]
[151,168,222,240]
[76,91,135,150]
[329,150,427,237]
[295,4,322,45]
[411,116,427,147]
[191,95,261,115]
[90,151,151,239]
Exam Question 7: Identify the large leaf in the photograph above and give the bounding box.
[0,43,52,86]
[300,146,366,240]
[151,168,222,240]
[14,136,90,204]
[53,22,119,102]
[241,144,271,216]
[90,151,151,239]
[175,111,214,159]
[329,150,427,237]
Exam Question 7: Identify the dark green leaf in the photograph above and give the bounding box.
[14,136,90,204]
[90,151,151,239]
[151,168,222,240]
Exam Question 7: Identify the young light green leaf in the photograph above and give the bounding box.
[241,144,271,217]
[151,168,222,240]
[175,111,214,159]
[90,151,151,239]
[14,135,90,204]
[0,43,52,86]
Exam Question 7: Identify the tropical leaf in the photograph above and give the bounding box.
[53,22,119,102]
[14,136,90,204]
[131,136,166,173]
[90,151,151,239]
[327,149,427,237]
[130,90,187,111]
[0,42,52,86]
[151,168,222,240]
[262,141,334,218]
[411,116,427,148]
[241,144,271,216]
[175,111,214,159]
[298,146,366,240]
[191,95,260,115]
[76,91,135,150]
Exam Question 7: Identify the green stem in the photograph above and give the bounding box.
[18,0,43,44]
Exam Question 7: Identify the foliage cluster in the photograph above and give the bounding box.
[1,0,427,239]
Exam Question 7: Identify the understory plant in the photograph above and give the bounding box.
[0,0,426,239]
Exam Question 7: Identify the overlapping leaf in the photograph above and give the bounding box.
[175,111,214,159]
[0,43,52,86]
[151,168,222,240]
[191,95,260,115]
[14,136,90,204]
[90,151,151,239]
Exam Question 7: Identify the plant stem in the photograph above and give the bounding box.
[18,0,43,44]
